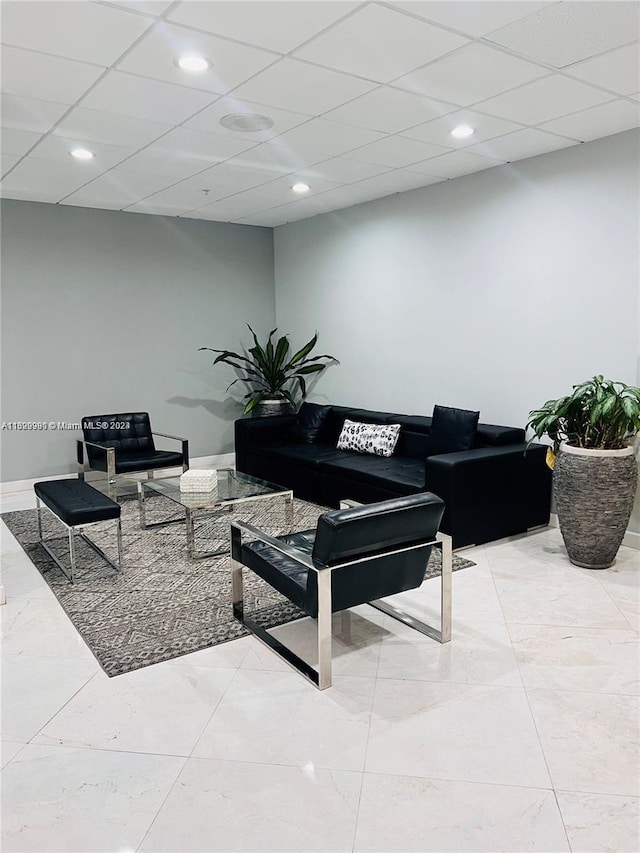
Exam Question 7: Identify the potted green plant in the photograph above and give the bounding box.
[527,376,640,568]
[200,325,338,417]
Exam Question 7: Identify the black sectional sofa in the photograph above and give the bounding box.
[235,404,551,548]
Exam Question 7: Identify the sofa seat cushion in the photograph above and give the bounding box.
[321,454,425,493]
[254,442,354,469]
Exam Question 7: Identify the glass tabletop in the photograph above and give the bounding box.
[141,468,290,510]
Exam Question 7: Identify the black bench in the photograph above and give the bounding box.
[34,479,123,583]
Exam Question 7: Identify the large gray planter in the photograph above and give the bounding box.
[252,396,293,418]
[554,443,638,569]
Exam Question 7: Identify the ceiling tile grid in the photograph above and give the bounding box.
[0,0,637,225]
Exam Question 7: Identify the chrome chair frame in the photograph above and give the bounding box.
[230,506,452,690]
[36,496,123,584]
[77,432,189,502]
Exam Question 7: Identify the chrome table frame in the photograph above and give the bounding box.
[36,497,123,584]
[138,472,294,562]
[230,510,452,690]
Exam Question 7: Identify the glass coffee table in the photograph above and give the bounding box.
[137,469,293,561]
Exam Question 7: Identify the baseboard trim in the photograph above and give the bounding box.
[0,453,237,500]
[549,512,639,551]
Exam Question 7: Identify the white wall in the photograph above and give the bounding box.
[274,129,640,532]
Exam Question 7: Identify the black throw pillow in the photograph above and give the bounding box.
[424,405,480,456]
[292,402,332,444]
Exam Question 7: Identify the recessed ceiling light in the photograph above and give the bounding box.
[70,147,94,160]
[175,55,210,73]
[292,183,310,195]
[219,113,274,133]
[450,124,475,140]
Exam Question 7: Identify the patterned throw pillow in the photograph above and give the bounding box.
[336,419,401,457]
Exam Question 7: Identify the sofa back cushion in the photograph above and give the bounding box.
[423,405,480,456]
[292,402,331,444]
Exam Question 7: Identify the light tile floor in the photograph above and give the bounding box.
[1,487,639,853]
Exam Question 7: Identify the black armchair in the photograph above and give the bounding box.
[77,412,189,501]
[231,492,451,689]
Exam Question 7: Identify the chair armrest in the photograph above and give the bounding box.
[80,439,116,454]
[76,439,116,478]
[152,432,189,466]
[230,519,319,572]
[152,431,188,442]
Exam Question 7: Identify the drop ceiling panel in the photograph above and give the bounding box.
[293,3,468,83]
[267,119,385,158]
[80,72,216,124]
[478,74,613,125]
[234,209,289,227]
[0,1,153,66]
[175,197,265,221]
[1,155,108,198]
[108,1,175,16]
[117,22,277,94]
[297,156,392,184]
[113,148,217,179]
[324,86,455,133]
[354,169,444,194]
[240,186,378,225]
[564,43,640,96]
[0,127,42,156]
[343,135,450,168]
[229,59,376,115]
[222,143,329,176]
[0,94,70,133]
[151,127,257,161]
[394,1,552,38]
[52,107,172,148]
[0,184,72,204]
[30,135,137,167]
[185,97,310,141]
[1,154,20,176]
[485,1,640,68]
[466,128,577,161]
[1,47,105,105]
[539,99,640,141]
[167,1,359,54]
[199,173,341,215]
[126,201,195,216]
[394,43,549,106]
[408,150,503,178]
[143,162,281,207]
[402,109,524,147]
[63,169,178,207]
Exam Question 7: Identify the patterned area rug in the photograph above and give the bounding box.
[2,493,475,677]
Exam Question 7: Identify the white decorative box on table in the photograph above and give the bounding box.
[179,469,217,492]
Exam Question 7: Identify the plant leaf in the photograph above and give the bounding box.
[290,332,318,365]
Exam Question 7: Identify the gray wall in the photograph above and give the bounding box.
[0,199,274,481]
[274,129,640,531]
